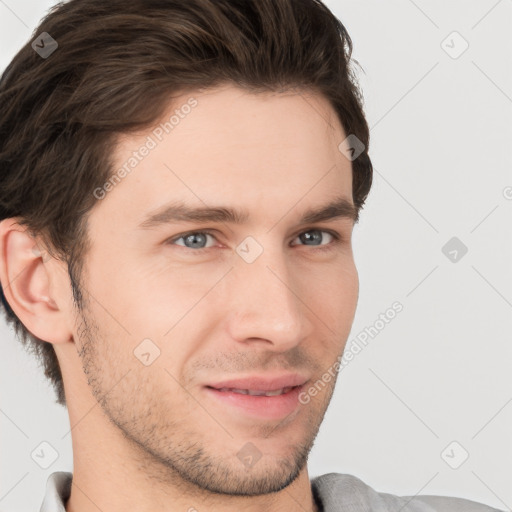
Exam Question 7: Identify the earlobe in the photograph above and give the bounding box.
[0,218,72,345]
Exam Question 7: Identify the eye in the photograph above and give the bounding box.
[170,231,217,251]
[292,229,339,249]
[167,228,342,253]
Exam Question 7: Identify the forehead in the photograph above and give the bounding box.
[93,84,353,228]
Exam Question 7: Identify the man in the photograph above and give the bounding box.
[0,0,503,511]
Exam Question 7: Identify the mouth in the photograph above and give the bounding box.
[205,373,309,393]
[205,385,297,397]
[203,383,306,420]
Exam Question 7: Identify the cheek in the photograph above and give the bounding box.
[341,263,359,308]
[131,261,230,337]
[304,257,358,302]
[306,260,358,339]
[88,246,224,337]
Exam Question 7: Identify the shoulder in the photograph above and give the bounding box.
[40,471,72,512]
[310,473,504,512]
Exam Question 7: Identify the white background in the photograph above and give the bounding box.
[0,0,511,510]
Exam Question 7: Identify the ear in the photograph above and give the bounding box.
[0,218,73,344]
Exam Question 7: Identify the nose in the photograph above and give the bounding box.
[224,244,314,351]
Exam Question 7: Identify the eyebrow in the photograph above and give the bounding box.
[138,195,358,230]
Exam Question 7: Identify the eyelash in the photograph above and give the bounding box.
[166,228,343,254]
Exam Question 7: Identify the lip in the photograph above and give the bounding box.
[205,373,309,392]
[204,384,306,420]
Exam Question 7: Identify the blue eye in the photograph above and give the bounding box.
[168,229,341,252]
[171,232,216,250]
[296,230,336,247]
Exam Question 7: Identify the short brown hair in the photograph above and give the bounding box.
[0,0,373,407]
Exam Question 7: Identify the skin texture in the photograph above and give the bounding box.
[0,84,359,512]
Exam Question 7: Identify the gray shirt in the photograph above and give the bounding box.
[40,471,504,512]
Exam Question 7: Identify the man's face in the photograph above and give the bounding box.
[65,84,358,495]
